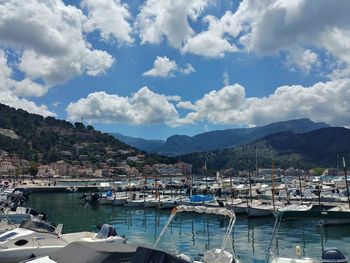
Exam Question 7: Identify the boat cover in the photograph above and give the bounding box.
[189,195,214,202]
[49,241,138,263]
[131,246,188,263]
[175,205,235,218]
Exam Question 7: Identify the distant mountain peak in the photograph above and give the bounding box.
[113,118,330,156]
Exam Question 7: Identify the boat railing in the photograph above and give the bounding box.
[265,210,284,262]
[154,205,237,262]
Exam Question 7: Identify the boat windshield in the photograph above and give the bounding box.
[95,224,116,239]
[19,219,56,233]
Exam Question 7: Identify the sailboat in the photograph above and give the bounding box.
[248,161,283,217]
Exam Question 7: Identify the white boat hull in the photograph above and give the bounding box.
[0,246,63,263]
[99,198,114,205]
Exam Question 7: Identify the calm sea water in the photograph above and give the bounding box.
[27,193,350,262]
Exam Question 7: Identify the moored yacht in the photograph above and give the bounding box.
[124,193,154,207]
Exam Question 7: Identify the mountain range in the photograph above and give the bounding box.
[179,127,350,172]
[0,102,349,173]
[112,118,329,156]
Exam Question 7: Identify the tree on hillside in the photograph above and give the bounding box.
[29,162,38,177]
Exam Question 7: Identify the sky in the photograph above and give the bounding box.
[0,0,350,140]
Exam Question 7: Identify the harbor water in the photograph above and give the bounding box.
[27,192,350,262]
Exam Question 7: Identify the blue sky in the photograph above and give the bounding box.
[0,0,349,140]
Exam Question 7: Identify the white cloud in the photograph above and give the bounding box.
[183,11,240,58]
[66,87,179,125]
[0,50,55,117]
[222,71,230,86]
[235,0,350,76]
[0,89,55,117]
[180,63,196,75]
[175,84,246,126]
[0,50,48,97]
[143,56,177,77]
[143,56,195,77]
[284,48,320,73]
[135,0,210,48]
[66,78,350,128]
[0,0,114,90]
[175,79,350,127]
[180,0,350,74]
[183,30,237,58]
[81,0,133,44]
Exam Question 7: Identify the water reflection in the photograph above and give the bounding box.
[27,193,350,263]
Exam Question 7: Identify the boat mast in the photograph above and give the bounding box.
[190,170,193,197]
[343,157,350,209]
[248,168,253,204]
[169,170,173,199]
[204,162,208,190]
[255,145,258,179]
[272,161,275,211]
[297,161,303,205]
[230,167,233,203]
[144,172,147,203]
[128,170,131,198]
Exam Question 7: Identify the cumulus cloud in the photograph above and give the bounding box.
[236,0,350,76]
[135,0,210,48]
[175,84,246,126]
[183,11,240,58]
[66,87,179,125]
[143,56,177,77]
[180,63,196,75]
[222,71,230,86]
[143,56,195,77]
[0,0,114,91]
[81,0,133,44]
[175,79,350,127]
[66,78,350,128]
[284,48,320,73]
[179,0,350,74]
[0,50,55,116]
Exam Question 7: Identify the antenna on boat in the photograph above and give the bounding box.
[343,157,350,209]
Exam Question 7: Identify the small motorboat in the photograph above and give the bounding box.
[0,219,126,263]
[158,197,182,209]
[19,242,190,263]
[99,190,115,205]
